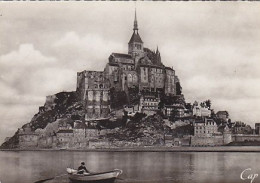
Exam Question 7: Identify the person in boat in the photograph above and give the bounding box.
[77,162,90,174]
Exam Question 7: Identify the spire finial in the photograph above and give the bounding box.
[156,45,159,54]
[133,6,138,32]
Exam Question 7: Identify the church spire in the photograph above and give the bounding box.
[133,7,138,32]
[156,45,161,64]
[128,7,143,57]
[128,7,143,44]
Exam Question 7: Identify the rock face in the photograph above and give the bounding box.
[1,89,180,149]
[0,91,84,149]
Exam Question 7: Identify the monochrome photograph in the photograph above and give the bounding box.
[0,2,260,183]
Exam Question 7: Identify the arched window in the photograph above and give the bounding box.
[128,74,133,82]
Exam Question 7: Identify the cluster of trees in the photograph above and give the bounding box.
[193,99,211,109]
[110,87,128,109]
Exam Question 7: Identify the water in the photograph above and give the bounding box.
[0,150,259,183]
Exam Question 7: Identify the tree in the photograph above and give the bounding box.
[200,102,205,107]
[185,103,192,110]
[205,99,212,109]
[169,108,178,122]
[110,88,128,109]
[211,109,216,117]
[176,82,182,95]
[122,110,128,127]
[158,101,164,110]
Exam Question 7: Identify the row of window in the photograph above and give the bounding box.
[87,84,108,89]
[126,74,138,82]
[143,106,158,110]
[87,97,108,102]
[142,67,163,74]
[87,74,103,79]
[151,77,163,83]
[144,98,159,102]
[115,58,134,64]
[86,105,109,109]
[123,65,135,71]
[144,102,158,106]
[129,44,142,50]
[151,68,163,74]
[195,131,213,134]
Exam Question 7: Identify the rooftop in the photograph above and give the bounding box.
[108,62,119,67]
[111,53,133,59]
[57,129,73,133]
[165,66,174,71]
[128,32,143,44]
[194,120,205,124]
[216,111,229,115]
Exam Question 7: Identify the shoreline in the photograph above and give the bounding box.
[2,146,260,152]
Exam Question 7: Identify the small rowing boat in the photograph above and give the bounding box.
[66,168,123,183]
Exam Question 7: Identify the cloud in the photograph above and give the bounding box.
[213,98,260,123]
[0,43,77,143]
[52,31,125,72]
[0,44,55,95]
[0,44,76,103]
[0,44,56,67]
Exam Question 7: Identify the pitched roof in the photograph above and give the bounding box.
[195,120,205,124]
[165,66,174,70]
[128,32,143,44]
[74,122,87,129]
[57,129,73,133]
[108,63,119,67]
[111,53,132,59]
[216,111,229,116]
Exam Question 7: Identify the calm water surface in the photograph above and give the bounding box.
[0,150,259,183]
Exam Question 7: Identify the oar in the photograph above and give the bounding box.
[34,173,68,183]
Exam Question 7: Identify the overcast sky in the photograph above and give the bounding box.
[0,2,260,144]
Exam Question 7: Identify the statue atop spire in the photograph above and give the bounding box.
[133,8,138,32]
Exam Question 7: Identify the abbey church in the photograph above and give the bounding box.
[76,11,182,121]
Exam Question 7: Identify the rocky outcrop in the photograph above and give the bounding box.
[1,89,189,149]
[0,91,84,149]
[105,113,168,147]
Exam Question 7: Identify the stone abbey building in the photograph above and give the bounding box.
[77,11,182,121]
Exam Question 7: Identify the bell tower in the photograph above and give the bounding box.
[128,8,144,58]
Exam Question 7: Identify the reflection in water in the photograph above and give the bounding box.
[0,151,259,183]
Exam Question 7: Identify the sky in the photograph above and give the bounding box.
[0,2,260,144]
